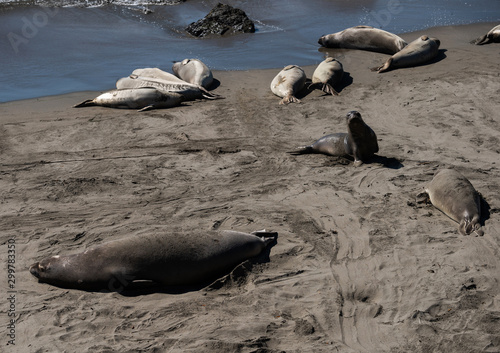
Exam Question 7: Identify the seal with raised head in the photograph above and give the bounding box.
[73,88,184,111]
[172,58,214,89]
[289,111,378,167]
[472,24,500,45]
[318,25,407,54]
[116,68,222,100]
[309,57,344,95]
[416,169,483,236]
[270,65,306,105]
[29,229,278,290]
[372,35,440,73]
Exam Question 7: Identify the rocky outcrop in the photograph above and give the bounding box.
[186,3,255,37]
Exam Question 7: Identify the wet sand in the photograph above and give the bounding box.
[1,22,500,352]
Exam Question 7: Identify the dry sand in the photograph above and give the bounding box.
[1,22,500,353]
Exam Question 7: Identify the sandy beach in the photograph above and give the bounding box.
[1,22,500,352]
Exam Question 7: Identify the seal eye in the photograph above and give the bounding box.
[39,265,46,272]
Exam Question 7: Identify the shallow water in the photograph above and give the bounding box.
[0,0,499,102]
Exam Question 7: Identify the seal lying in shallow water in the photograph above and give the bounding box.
[73,88,184,111]
[472,24,500,45]
[417,169,483,236]
[270,65,306,105]
[29,229,278,290]
[318,25,407,55]
[372,35,440,73]
[172,58,214,89]
[116,68,222,100]
[309,57,344,96]
[289,111,378,167]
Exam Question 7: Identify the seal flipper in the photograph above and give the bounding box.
[287,145,315,155]
[472,34,489,45]
[371,58,393,73]
[251,230,278,246]
[321,83,339,96]
[73,100,96,108]
[137,105,155,112]
[415,191,430,204]
[279,95,301,105]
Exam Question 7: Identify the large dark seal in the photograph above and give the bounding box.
[289,111,379,167]
[417,169,483,236]
[29,229,278,290]
[318,25,407,54]
[372,35,440,73]
[472,24,500,45]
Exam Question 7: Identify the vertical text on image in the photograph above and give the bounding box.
[6,238,16,346]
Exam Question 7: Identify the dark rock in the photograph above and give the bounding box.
[186,3,255,37]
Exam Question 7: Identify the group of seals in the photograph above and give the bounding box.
[30,230,278,290]
[289,111,378,167]
[319,25,441,74]
[417,169,483,236]
[74,58,221,111]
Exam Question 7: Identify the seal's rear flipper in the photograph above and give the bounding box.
[371,58,392,73]
[287,145,314,155]
[200,87,224,100]
[279,95,301,105]
[322,83,339,96]
[472,35,489,45]
[137,105,154,112]
[251,230,278,245]
[73,100,96,108]
[415,191,430,204]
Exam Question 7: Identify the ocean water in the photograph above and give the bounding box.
[0,0,499,102]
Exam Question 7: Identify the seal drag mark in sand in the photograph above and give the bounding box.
[472,24,500,45]
[309,57,344,96]
[73,88,184,111]
[172,58,214,89]
[270,65,306,105]
[318,25,407,55]
[29,230,278,290]
[417,169,484,236]
[373,35,441,73]
[116,68,223,100]
[289,111,378,167]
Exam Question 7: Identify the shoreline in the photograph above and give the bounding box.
[1,21,500,353]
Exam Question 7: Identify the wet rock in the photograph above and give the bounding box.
[186,3,255,37]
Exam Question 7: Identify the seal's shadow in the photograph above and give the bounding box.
[116,237,278,297]
[480,194,491,227]
[366,155,404,169]
[208,78,221,90]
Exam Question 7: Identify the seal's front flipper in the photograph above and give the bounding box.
[73,100,96,108]
[137,105,155,112]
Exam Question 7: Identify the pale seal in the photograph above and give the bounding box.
[289,111,379,167]
[318,25,407,54]
[417,169,483,236]
[270,65,306,105]
[172,58,214,89]
[116,68,222,100]
[472,24,500,45]
[29,229,278,290]
[309,57,344,95]
[372,35,440,73]
[73,88,183,111]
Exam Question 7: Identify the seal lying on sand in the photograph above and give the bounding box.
[29,229,278,290]
[172,58,214,89]
[309,57,344,96]
[372,35,440,73]
[417,169,483,236]
[73,88,183,111]
[270,65,306,105]
[289,111,378,167]
[116,68,222,100]
[318,25,407,55]
[472,24,500,45]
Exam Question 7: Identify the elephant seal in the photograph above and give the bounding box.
[172,58,214,89]
[417,169,483,236]
[73,88,183,111]
[318,25,407,54]
[116,68,222,100]
[270,65,306,105]
[309,57,344,95]
[289,111,378,167]
[372,35,440,73]
[472,24,500,45]
[29,229,278,290]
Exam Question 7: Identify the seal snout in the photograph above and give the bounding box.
[29,263,40,278]
[346,110,362,121]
